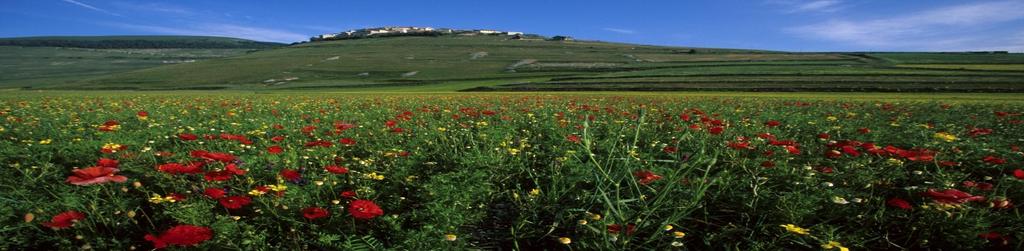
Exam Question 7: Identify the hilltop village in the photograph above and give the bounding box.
[310,26,571,42]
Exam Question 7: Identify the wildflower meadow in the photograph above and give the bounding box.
[1,93,1022,250]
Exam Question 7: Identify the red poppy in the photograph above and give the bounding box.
[204,188,226,199]
[144,224,213,249]
[304,140,334,148]
[857,127,871,134]
[982,155,1006,165]
[204,170,234,182]
[218,195,252,209]
[96,158,119,168]
[708,126,724,135]
[923,189,986,205]
[339,138,357,146]
[1013,169,1024,180]
[784,145,801,155]
[67,166,128,185]
[607,224,636,235]
[190,150,237,163]
[157,162,205,175]
[764,120,781,127]
[348,200,384,219]
[178,133,198,141]
[385,120,398,128]
[760,161,775,168]
[817,133,830,139]
[727,141,752,150]
[271,135,285,142]
[137,111,149,118]
[633,170,663,185]
[302,207,330,220]
[325,165,349,174]
[566,135,580,143]
[662,146,678,154]
[991,198,1014,209]
[267,145,283,154]
[42,210,86,229]
[887,198,912,210]
[98,120,120,132]
[340,190,358,198]
[280,168,301,181]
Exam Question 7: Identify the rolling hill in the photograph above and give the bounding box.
[3,34,1023,92]
[0,36,283,88]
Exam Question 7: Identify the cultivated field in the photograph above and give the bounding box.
[4,36,1021,92]
[2,92,1022,250]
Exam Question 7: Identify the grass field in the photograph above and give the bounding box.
[1,91,1022,250]
[3,35,1021,92]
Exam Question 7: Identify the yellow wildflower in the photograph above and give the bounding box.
[933,132,957,142]
[780,224,810,235]
[445,234,458,241]
[821,241,849,251]
[267,184,288,192]
[558,237,571,245]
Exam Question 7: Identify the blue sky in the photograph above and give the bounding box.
[2,0,1023,52]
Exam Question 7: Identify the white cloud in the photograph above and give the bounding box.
[789,0,843,13]
[787,1,1024,51]
[767,0,845,13]
[107,22,309,43]
[61,0,122,16]
[110,2,194,16]
[603,28,636,34]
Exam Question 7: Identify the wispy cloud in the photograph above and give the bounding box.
[768,0,845,13]
[603,28,636,34]
[107,22,309,43]
[61,0,122,16]
[110,2,194,16]
[787,1,1024,51]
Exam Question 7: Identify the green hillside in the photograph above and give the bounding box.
[0,36,284,88]
[0,35,284,49]
[4,35,1023,92]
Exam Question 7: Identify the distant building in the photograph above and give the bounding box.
[312,26,536,42]
[549,35,574,41]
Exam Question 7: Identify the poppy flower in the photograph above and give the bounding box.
[339,138,357,146]
[857,127,871,134]
[341,190,357,198]
[157,162,205,175]
[190,150,237,163]
[348,200,384,219]
[178,133,198,141]
[267,145,283,154]
[982,155,1006,165]
[325,165,349,174]
[764,120,781,127]
[96,158,119,168]
[708,126,724,135]
[302,207,330,220]
[990,198,1014,209]
[304,140,334,148]
[633,170,663,185]
[204,170,234,182]
[566,135,580,143]
[144,224,213,249]
[271,135,285,142]
[42,210,85,229]
[760,161,775,168]
[923,189,985,205]
[218,195,252,209]
[204,188,226,199]
[97,120,120,132]
[662,146,678,154]
[137,111,149,119]
[784,145,801,155]
[280,169,301,182]
[887,198,912,210]
[1013,169,1024,180]
[67,166,128,185]
[607,223,636,235]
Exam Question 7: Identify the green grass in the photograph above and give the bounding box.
[2,35,1023,92]
[1,92,1022,250]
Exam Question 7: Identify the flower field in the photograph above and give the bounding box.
[2,93,1023,250]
